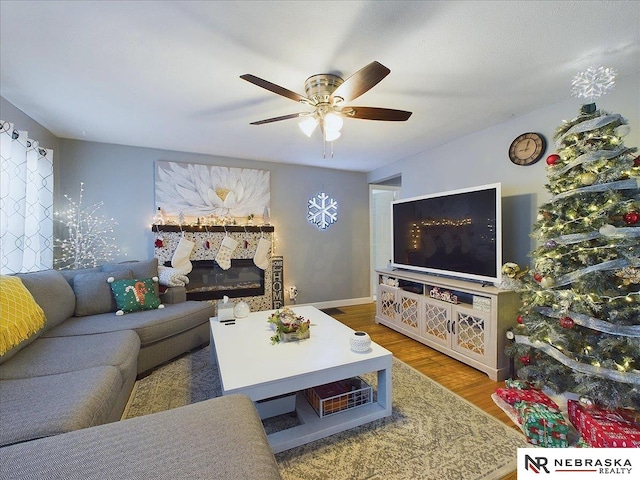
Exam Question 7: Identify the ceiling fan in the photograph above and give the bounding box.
[240,61,412,157]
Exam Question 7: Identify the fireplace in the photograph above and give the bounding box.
[153,225,275,311]
[183,259,265,301]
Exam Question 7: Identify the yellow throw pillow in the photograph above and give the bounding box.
[0,275,46,356]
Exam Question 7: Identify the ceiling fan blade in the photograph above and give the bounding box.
[240,74,310,104]
[330,61,390,103]
[346,107,412,121]
[249,112,307,125]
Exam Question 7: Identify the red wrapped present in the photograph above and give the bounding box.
[567,400,640,448]
[495,387,559,409]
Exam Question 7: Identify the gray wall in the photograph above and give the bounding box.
[368,72,640,268]
[55,139,370,305]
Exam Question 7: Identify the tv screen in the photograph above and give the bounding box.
[391,183,501,284]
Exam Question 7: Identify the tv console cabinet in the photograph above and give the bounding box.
[375,268,520,381]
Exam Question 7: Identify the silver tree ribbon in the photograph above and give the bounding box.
[550,178,639,203]
[554,258,628,287]
[557,113,624,145]
[535,306,640,337]
[551,226,640,245]
[515,335,640,384]
[549,146,629,178]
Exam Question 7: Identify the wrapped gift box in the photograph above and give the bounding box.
[505,378,530,390]
[515,401,569,448]
[496,387,559,410]
[567,400,640,448]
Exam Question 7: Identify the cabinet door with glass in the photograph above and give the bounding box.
[377,284,399,326]
[422,296,450,349]
[397,290,422,336]
[451,304,490,364]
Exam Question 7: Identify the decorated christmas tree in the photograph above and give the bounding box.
[506,67,640,411]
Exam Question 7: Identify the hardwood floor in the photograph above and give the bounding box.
[330,302,520,480]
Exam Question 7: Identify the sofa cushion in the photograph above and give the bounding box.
[73,269,133,316]
[44,301,214,347]
[15,269,75,333]
[0,275,46,362]
[109,277,162,314]
[58,267,102,288]
[0,330,139,386]
[0,395,282,479]
[0,366,123,446]
[102,258,159,296]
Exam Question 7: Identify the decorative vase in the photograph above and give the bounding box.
[234,301,250,318]
[279,330,310,343]
[350,331,371,353]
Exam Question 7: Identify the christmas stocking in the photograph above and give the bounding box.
[171,236,195,274]
[215,235,238,270]
[254,237,271,270]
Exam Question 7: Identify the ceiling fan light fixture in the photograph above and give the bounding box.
[298,117,318,137]
[242,61,412,158]
[324,129,341,142]
[324,112,343,132]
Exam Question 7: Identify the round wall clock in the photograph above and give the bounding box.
[509,132,546,166]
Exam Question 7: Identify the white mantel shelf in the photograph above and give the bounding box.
[152,224,274,233]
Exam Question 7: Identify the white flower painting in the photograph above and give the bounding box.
[155,161,270,218]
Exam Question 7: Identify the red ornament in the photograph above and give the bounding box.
[534,273,543,282]
[623,211,639,225]
[560,316,575,329]
[546,154,560,166]
[154,238,164,248]
[517,315,524,324]
[204,240,211,249]
[520,355,531,365]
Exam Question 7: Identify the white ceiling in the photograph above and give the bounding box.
[1,1,639,172]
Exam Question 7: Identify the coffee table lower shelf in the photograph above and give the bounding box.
[267,392,390,453]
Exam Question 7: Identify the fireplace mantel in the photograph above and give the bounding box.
[152,224,274,233]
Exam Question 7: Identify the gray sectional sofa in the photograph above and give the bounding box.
[0,259,282,479]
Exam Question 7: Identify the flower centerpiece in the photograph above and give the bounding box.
[268,307,311,344]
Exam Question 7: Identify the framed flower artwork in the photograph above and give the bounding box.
[155,161,270,219]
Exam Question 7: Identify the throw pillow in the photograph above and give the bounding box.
[73,270,133,316]
[102,259,160,296]
[108,277,164,315]
[0,275,46,357]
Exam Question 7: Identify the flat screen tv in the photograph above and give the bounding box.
[391,183,502,284]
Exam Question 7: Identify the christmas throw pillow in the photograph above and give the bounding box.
[108,277,164,315]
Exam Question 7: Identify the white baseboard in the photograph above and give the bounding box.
[288,297,374,310]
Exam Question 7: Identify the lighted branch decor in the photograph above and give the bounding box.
[54,182,121,269]
[505,66,640,410]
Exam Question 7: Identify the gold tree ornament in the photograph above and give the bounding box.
[616,267,640,285]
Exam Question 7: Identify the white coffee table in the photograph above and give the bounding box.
[209,305,393,453]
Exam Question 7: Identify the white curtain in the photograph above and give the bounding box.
[0,120,54,274]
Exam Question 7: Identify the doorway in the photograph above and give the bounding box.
[369,182,401,299]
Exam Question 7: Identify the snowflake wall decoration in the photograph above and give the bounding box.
[571,66,617,103]
[307,192,338,230]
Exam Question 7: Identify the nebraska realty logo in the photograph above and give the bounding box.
[518,448,636,479]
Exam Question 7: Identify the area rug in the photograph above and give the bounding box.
[123,346,526,480]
